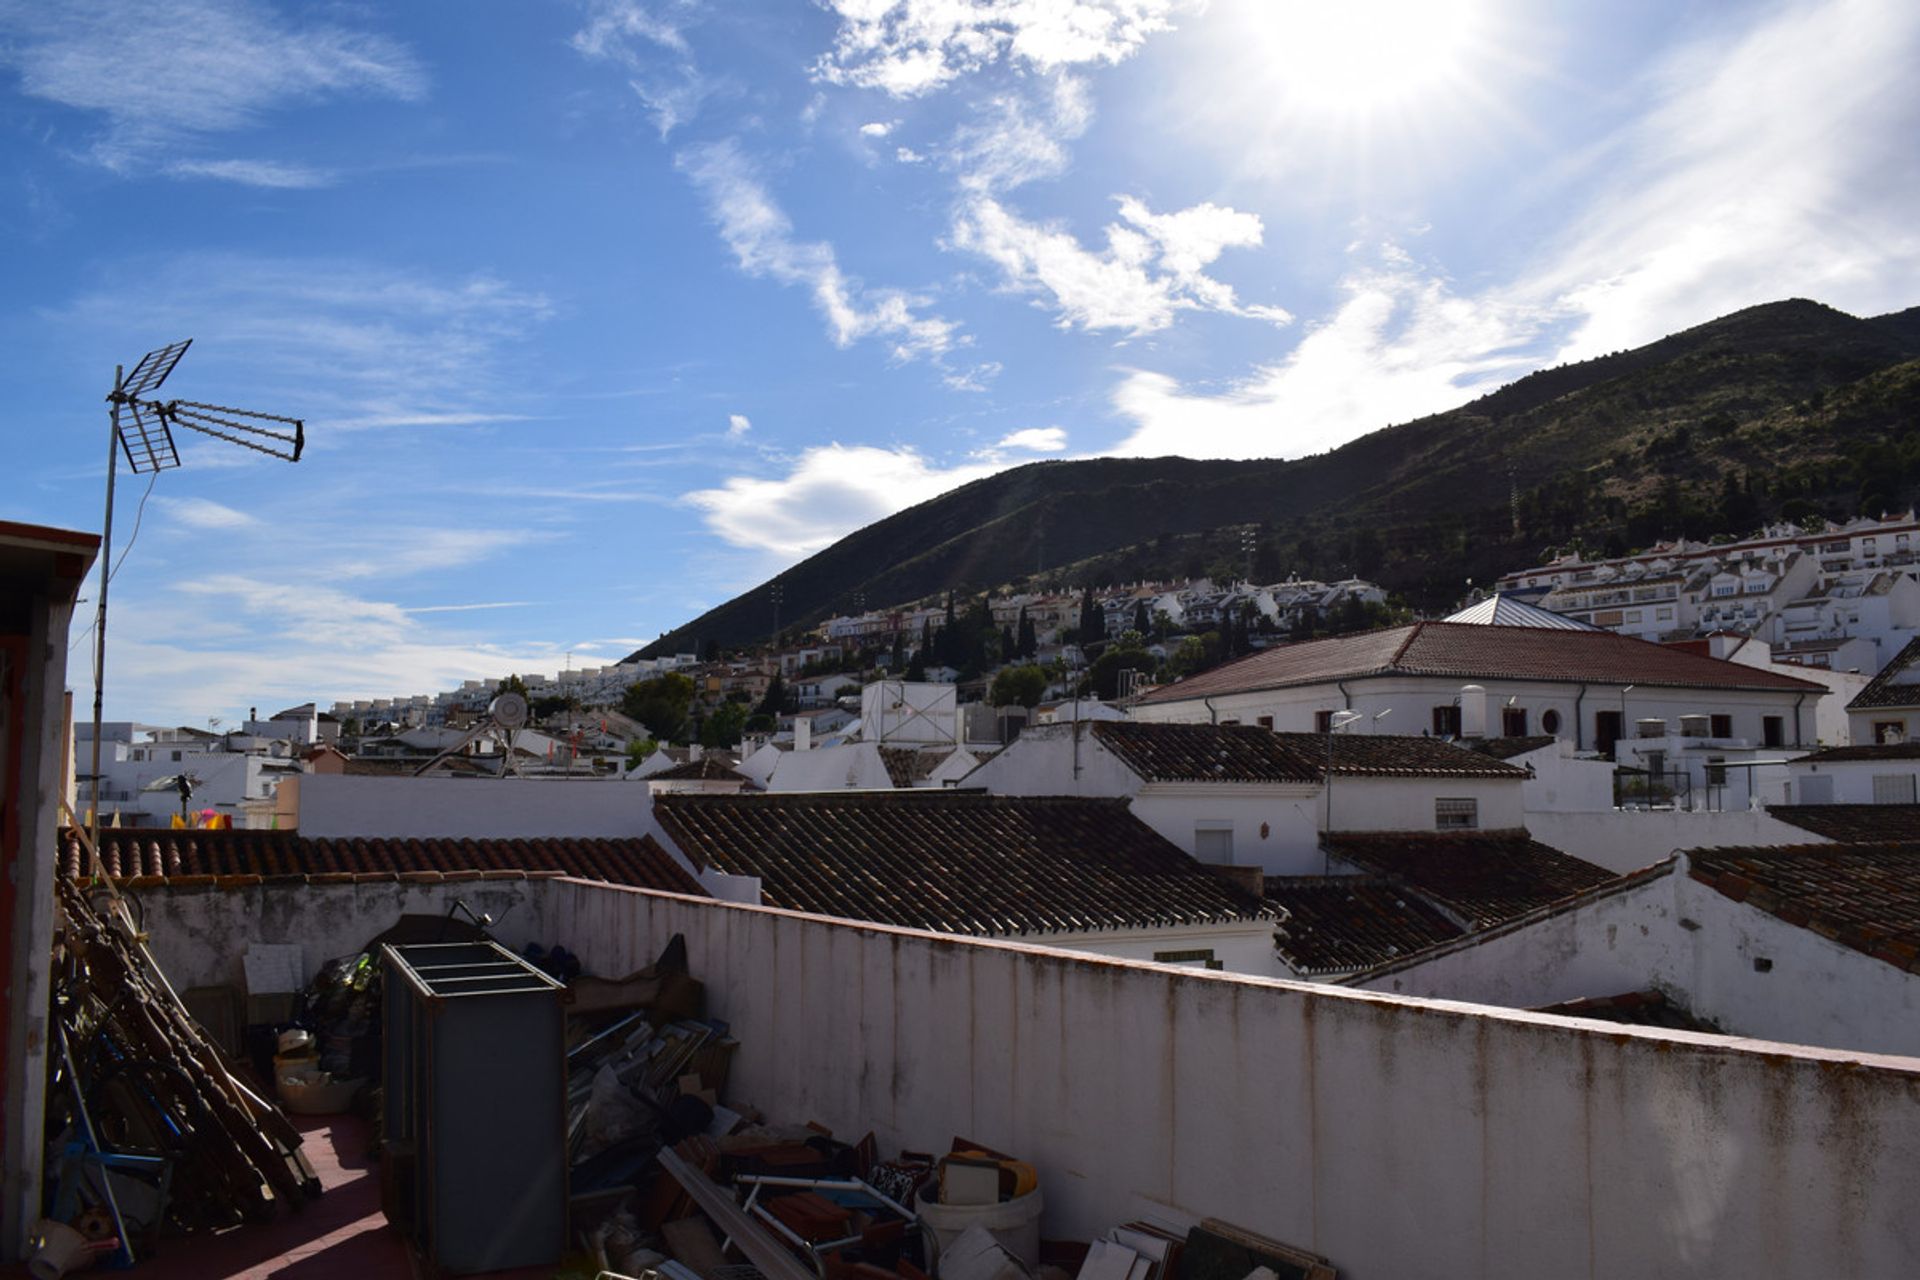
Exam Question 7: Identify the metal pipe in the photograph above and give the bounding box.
[89,368,123,852]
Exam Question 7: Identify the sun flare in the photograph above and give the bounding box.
[1227,0,1490,119]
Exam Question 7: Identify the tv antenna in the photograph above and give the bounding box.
[87,339,305,849]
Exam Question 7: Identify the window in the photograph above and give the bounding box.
[1710,714,1732,738]
[1872,775,1918,805]
[1762,715,1785,748]
[1435,798,1479,830]
[1431,705,1461,737]
[1502,707,1528,736]
[1707,757,1727,786]
[1257,715,1274,731]
[1624,610,1642,623]
[171,750,182,761]
[1314,710,1334,733]
[1193,824,1234,862]
[1154,949,1223,971]
[1875,720,1907,745]
[1541,709,1562,735]
[1657,607,1674,620]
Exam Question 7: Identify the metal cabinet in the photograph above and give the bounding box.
[381,941,566,1275]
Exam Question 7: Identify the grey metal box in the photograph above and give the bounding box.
[381,941,567,1275]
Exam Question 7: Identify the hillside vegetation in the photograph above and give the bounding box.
[636,299,1920,658]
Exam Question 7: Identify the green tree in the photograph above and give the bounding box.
[625,738,659,769]
[621,673,696,743]
[1076,586,1102,644]
[1132,599,1151,633]
[1167,633,1221,679]
[989,664,1049,709]
[1082,643,1154,700]
[701,700,749,749]
[1016,607,1037,658]
[495,674,529,698]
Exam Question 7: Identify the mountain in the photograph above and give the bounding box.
[635,299,1920,659]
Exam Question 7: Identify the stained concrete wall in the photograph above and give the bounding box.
[540,878,1920,1280]
[135,878,544,995]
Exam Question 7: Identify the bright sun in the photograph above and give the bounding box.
[1169,0,1519,189]
[1239,0,1489,118]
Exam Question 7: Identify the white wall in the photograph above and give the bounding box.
[294,775,657,839]
[1329,775,1525,833]
[765,742,900,791]
[1515,746,1616,812]
[1135,676,1822,754]
[1129,786,1322,874]
[1786,756,1920,804]
[1026,922,1283,978]
[1359,861,1920,1059]
[539,879,1920,1280]
[1523,808,1822,875]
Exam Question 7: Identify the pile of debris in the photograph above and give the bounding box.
[40,872,319,1269]
[556,939,1336,1280]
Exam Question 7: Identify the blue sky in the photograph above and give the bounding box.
[4,0,1918,726]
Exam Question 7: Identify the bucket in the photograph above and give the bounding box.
[914,1186,1044,1271]
[27,1219,92,1280]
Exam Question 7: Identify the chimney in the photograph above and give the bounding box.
[690,743,704,761]
[1458,684,1488,738]
[795,716,811,752]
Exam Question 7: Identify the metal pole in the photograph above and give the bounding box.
[89,367,123,852]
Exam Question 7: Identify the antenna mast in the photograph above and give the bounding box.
[88,340,304,849]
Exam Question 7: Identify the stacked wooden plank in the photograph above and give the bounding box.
[49,873,321,1234]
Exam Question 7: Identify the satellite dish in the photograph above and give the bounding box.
[490,692,529,729]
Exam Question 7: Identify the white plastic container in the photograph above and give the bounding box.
[27,1219,93,1280]
[914,1186,1044,1271]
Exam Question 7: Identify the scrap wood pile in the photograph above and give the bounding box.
[43,873,319,1264]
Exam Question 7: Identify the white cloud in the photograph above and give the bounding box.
[814,0,1184,97]
[684,444,1006,557]
[108,579,568,725]
[159,496,258,530]
[1529,0,1920,362]
[571,0,710,137]
[676,139,964,362]
[0,0,423,169]
[895,146,926,164]
[165,158,336,189]
[947,75,1092,194]
[859,121,896,137]
[951,193,1290,333]
[1109,244,1538,459]
[727,413,752,439]
[55,254,554,435]
[995,426,1068,453]
[1107,0,1920,459]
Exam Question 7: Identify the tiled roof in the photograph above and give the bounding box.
[1266,876,1464,974]
[1792,742,1920,763]
[1089,722,1319,783]
[652,756,750,781]
[878,746,944,787]
[1687,842,1920,973]
[1468,735,1560,760]
[1767,805,1920,843]
[1137,621,1822,706]
[1324,831,1618,929]
[653,791,1271,936]
[1275,733,1530,779]
[60,829,704,895]
[1532,990,1719,1033]
[1847,637,1920,709]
